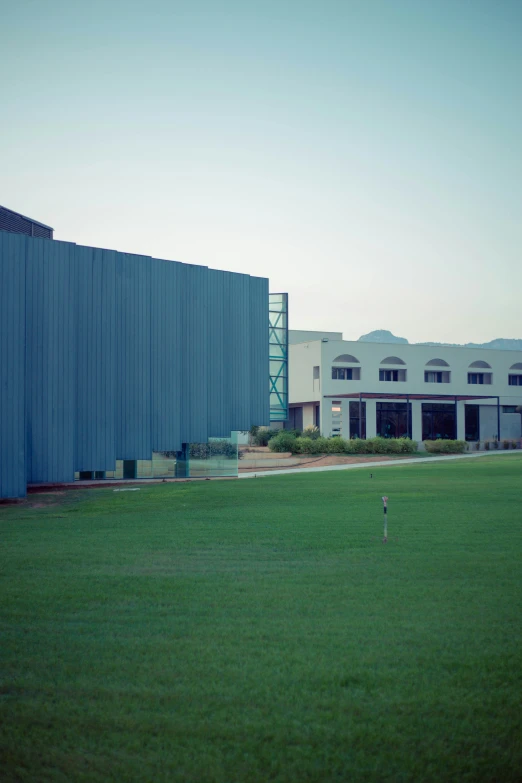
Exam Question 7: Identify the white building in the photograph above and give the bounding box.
[288,331,522,444]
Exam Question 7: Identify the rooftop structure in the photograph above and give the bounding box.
[0,205,54,239]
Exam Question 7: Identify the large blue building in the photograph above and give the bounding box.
[0,223,269,498]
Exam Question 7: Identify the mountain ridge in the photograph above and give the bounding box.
[357,329,522,351]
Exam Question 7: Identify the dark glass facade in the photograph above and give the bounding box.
[465,406,480,441]
[349,401,366,438]
[422,403,456,440]
[288,406,303,431]
[376,402,411,438]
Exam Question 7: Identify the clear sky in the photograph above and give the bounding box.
[2,0,521,343]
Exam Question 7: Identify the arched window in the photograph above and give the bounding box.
[508,363,522,386]
[332,352,361,380]
[380,356,406,365]
[379,356,407,382]
[468,360,492,385]
[425,357,451,383]
[425,358,449,367]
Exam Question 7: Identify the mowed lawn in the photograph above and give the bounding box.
[1,456,521,783]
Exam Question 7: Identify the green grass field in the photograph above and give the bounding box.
[1,455,521,782]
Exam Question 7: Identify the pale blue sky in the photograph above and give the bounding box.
[2,0,521,343]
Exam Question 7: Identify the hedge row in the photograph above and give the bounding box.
[189,441,239,459]
[268,434,418,455]
[423,440,467,454]
[253,428,301,446]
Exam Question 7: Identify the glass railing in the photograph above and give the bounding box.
[75,437,238,481]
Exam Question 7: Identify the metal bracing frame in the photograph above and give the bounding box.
[269,293,288,422]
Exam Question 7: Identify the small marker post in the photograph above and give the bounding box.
[382,496,388,543]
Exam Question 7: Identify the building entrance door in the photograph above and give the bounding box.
[123,460,137,479]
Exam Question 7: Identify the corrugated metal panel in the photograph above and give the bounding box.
[0,232,27,498]
[224,271,252,433]
[115,253,152,460]
[0,232,269,496]
[207,269,226,437]
[75,246,117,471]
[151,259,183,452]
[180,263,209,444]
[26,238,76,483]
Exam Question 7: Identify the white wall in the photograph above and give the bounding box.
[289,341,322,405]
[319,339,522,398]
[500,412,521,440]
[290,337,522,440]
[302,403,316,429]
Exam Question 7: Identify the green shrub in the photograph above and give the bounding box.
[380,437,413,454]
[359,437,417,455]
[350,438,371,454]
[312,437,329,454]
[267,435,418,456]
[268,432,297,453]
[397,437,418,453]
[189,440,239,459]
[492,440,499,449]
[302,426,321,440]
[293,437,316,454]
[503,439,510,450]
[512,440,519,449]
[364,437,387,454]
[327,437,349,454]
[254,429,279,446]
[423,439,467,454]
[342,439,356,453]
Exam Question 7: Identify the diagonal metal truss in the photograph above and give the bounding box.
[269,293,288,422]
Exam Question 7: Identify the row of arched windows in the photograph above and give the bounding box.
[331,355,522,385]
[333,354,522,370]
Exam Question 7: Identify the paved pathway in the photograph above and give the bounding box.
[238,449,516,479]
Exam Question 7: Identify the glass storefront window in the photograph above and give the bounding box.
[465,406,479,441]
[422,403,456,440]
[349,401,366,438]
[376,402,411,438]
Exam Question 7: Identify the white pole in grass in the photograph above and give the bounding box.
[382,496,388,543]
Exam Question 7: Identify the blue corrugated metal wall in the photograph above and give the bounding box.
[115,253,153,460]
[150,259,183,453]
[0,233,27,498]
[26,238,76,483]
[75,246,117,472]
[0,234,269,498]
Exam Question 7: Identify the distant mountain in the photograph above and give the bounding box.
[358,329,408,344]
[357,330,522,351]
